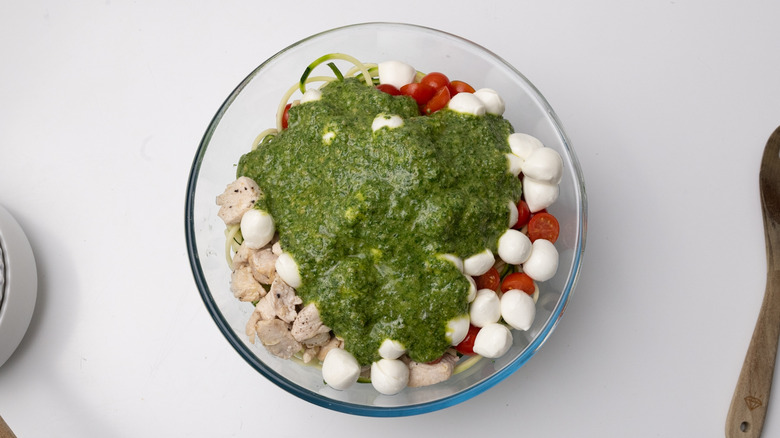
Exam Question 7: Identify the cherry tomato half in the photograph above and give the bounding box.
[281,103,292,130]
[475,267,501,291]
[501,272,535,295]
[376,84,401,96]
[448,80,475,96]
[400,82,436,106]
[513,200,532,230]
[455,324,481,356]
[422,85,451,115]
[527,212,560,243]
[420,72,450,90]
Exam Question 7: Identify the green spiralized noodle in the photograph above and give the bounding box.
[453,355,483,375]
[275,75,337,131]
[224,224,241,270]
[251,128,279,151]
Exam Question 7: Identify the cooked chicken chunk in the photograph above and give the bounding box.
[268,277,302,323]
[249,247,278,284]
[291,303,331,343]
[255,319,302,359]
[230,265,265,302]
[316,337,344,362]
[407,352,458,388]
[232,243,255,269]
[216,177,262,225]
[245,296,277,341]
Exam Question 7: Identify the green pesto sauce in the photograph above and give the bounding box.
[237,78,522,365]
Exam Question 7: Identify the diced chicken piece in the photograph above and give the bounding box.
[254,294,276,321]
[255,319,302,359]
[271,241,283,255]
[291,303,331,342]
[232,243,255,269]
[230,266,265,302]
[268,277,302,323]
[302,347,319,363]
[250,247,278,284]
[406,352,458,388]
[317,337,343,362]
[301,332,331,348]
[216,177,262,225]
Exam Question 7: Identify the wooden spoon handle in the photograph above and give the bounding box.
[726,270,780,438]
[0,415,17,438]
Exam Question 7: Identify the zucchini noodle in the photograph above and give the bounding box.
[224,224,242,270]
[275,75,337,131]
[251,128,279,151]
[453,355,483,375]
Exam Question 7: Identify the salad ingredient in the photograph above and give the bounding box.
[422,85,451,114]
[475,267,501,291]
[215,176,261,225]
[371,114,404,132]
[454,324,480,355]
[472,323,513,358]
[523,175,560,212]
[420,72,450,90]
[371,359,410,395]
[400,82,436,106]
[407,352,458,387]
[378,60,417,89]
[501,272,535,295]
[378,339,407,360]
[281,103,292,130]
[469,289,501,328]
[463,249,496,277]
[447,92,487,116]
[447,80,475,95]
[513,200,532,229]
[322,348,361,390]
[528,212,560,243]
[473,88,505,115]
[240,209,276,249]
[445,315,470,346]
[507,132,543,161]
[522,147,563,184]
[500,289,536,331]
[274,252,302,288]
[522,239,559,282]
[497,229,532,265]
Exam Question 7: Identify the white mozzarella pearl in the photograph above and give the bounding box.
[508,133,543,160]
[465,275,478,302]
[522,239,559,282]
[497,229,532,265]
[322,348,361,390]
[473,88,505,115]
[370,359,409,395]
[275,252,302,288]
[500,289,536,330]
[438,253,464,273]
[447,93,486,116]
[463,249,495,276]
[378,61,416,89]
[378,339,406,360]
[446,315,471,346]
[522,176,560,213]
[523,147,563,184]
[472,323,513,358]
[372,114,404,132]
[240,209,275,249]
[469,289,501,327]
[300,88,322,103]
[508,201,519,228]
[506,153,524,177]
[322,131,336,144]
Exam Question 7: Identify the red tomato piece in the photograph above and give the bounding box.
[448,80,475,96]
[455,324,481,356]
[527,212,560,243]
[422,86,451,115]
[420,72,450,90]
[376,84,401,96]
[475,267,501,291]
[400,82,436,106]
[513,200,532,230]
[281,103,292,130]
[501,272,535,295]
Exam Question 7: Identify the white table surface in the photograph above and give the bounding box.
[2,1,780,436]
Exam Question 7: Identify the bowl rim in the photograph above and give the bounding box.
[185,21,587,417]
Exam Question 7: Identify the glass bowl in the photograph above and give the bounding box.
[185,22,586,417]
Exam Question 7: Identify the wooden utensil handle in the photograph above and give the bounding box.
[726,270,780,438]
[0,415,17,438]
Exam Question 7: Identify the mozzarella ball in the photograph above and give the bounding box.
[465,275,478,302]
[508,201,519,228]
[372,114,404,132]
[275,252,302,288]
[463,249,495,276]
[448,93,486,116]
[438,253,464,273]
[378,339,406,360]
[300,88,322,103]
[322,348,361,390]
[522,239,559,282]
[378,61,416,89]
[370,359,410,395]
[523,147,563,184]
[469,289,501,327]
[322,130,336,145]
[500,289,536,330]
[472,323,513,358]
[508,133,543,160]
[523,176,560,213]
[473,88,505,115]
[506,153,524,177]
[446,315,471,346]
[497,229,532,265]
[240,209,275,249]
